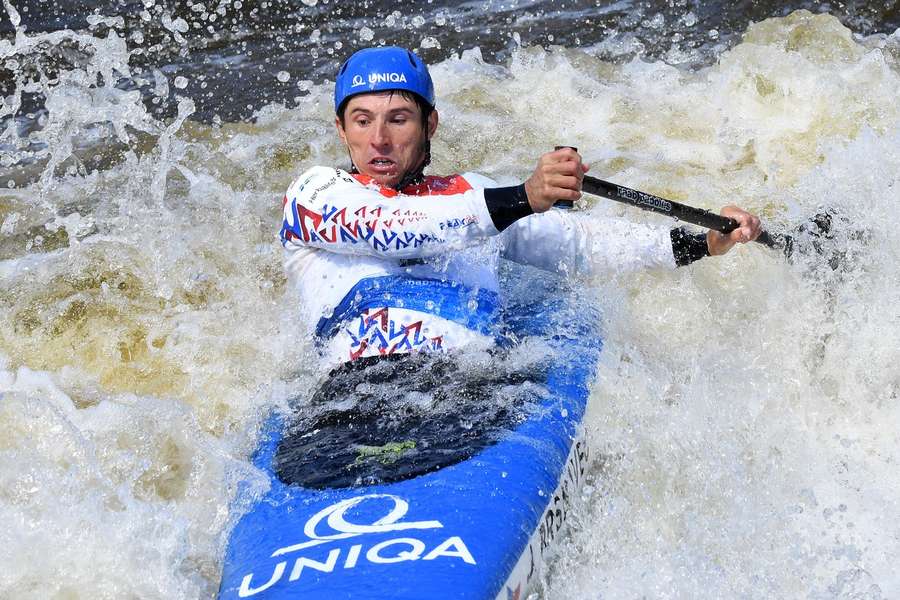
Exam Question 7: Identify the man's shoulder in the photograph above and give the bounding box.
[459,172,499,189]
[415,174,474,195]
[401,172,499,196]
[286,166,358,199]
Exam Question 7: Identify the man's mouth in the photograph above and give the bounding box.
[369,157,396,172]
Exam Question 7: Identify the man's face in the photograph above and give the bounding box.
[336,91,438,188]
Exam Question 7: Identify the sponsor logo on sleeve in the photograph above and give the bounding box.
[439,215,478,231]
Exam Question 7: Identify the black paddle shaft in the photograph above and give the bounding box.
[579,175,788,251]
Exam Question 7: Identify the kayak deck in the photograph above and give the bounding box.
[218,266,603,599]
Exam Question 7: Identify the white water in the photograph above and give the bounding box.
[2,9,899,599]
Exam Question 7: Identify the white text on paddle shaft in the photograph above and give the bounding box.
[616,185,673,213]
[236,494,475,597]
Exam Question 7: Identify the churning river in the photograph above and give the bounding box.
[2,0,900,597]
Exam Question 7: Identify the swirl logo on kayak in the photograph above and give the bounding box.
[271,494,443,556]
[234,495,475,597]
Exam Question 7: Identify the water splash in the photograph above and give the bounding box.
[1,6,899,599]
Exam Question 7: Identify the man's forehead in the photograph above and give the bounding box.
[345,91,420,114]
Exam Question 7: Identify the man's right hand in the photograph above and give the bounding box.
[523,148,590,213]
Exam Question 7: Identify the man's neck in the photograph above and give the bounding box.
[348,140,432,192]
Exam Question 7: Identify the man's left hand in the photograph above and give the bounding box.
[707,206,762,255]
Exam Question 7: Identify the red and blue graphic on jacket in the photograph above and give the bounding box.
[281,173,477,251]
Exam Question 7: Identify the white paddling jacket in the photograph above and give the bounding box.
[281,166,701,368]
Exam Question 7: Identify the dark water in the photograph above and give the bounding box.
[274,351,542,489]
[3,0,898,124]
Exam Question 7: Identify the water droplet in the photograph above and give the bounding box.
[645,13,665,29]
[420,36,440,49]
[359,26,374,41]
[682,12,698,27]
[384,11,400,27]
[301,0,317,5]
[276,71,290,83]
[411,15,425,28]
[174,76,188,89]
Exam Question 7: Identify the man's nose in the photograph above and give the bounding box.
[371,120,390,147]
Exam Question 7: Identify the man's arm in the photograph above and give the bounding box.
[500,210,677,275]
[501,208,763,276]
[499,148,763,274]
[280,166,532,258]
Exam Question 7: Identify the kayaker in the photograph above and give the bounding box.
[280,46,762,368]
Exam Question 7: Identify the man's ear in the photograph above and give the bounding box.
[426,109,439,139]
[335,116,348,145]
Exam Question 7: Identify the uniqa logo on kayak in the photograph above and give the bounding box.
[236,494,476,597]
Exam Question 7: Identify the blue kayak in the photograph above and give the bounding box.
[218,265,603,599]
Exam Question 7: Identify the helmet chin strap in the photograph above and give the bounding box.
[347,135,431,191]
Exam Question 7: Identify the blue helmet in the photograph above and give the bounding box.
[334,46,435,114]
